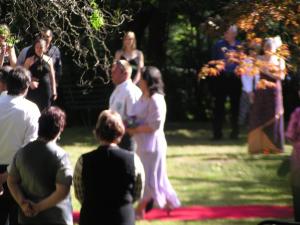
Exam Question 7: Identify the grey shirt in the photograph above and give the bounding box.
[8,140,73,225]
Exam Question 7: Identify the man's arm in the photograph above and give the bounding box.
[16,47,29,66]
[73,156,84,204]
[7,155,34,217]
[23,106,40,146]
[32,183,70,214]
[33,152,72,215]
[7,175,23,202]
[132,154,145,202]
[53,48,62,84]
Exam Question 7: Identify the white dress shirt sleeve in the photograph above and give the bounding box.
[23,105,40,146]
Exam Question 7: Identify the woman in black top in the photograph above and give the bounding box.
[24,38,57,111]
[73,110,144,225]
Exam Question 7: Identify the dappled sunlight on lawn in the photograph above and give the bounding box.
[61,123,293,225]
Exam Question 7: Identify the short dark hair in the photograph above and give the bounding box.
[6,66,31,95]
[0,66,13,83]
[141,66,165,96]
[41,28,53,37]
[38,106,66,140]
[94,110,125,143]
[33,37,46,48]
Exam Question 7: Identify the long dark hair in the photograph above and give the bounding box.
[142,66,164,96]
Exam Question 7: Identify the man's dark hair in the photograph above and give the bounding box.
[0,66,13,84]
[41,28,53,38]
[6,66,31,95]
[25,36,46,59]
[38,106,66,140]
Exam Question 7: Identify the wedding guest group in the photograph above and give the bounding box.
[0,20,297,224]
[7,106,73,225]
[0,67,40,225]
[17,28,62,84]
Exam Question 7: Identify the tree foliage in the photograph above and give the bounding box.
[0,0,130,85]
[1,0,299,121]
[205,0,300,72]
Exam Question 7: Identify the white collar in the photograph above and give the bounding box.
[116,79,132,90]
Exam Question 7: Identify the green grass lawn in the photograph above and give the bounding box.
[59,122,293,225]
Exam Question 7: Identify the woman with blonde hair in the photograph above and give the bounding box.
[114,31,144,84]
[0,24,17,68]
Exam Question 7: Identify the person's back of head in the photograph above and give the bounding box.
[6,66,31,96]
[38,106,66,141]
[0,66,13,92]
[94,109,125,144]
[142,66,165,96]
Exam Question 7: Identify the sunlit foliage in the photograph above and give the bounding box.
[0,0,130,84]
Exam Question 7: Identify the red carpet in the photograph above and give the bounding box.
[72,205,293,222]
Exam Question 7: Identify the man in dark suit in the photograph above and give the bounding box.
[211,25,242,140]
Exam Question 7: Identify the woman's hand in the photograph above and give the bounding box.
[30,80,39,89]
[20,199,36,217]
[0,44,6,54]
[0,185,3,196]
[29,201,43,216]
[51,94,57,102]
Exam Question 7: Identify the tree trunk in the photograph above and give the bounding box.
[147,0,170,69]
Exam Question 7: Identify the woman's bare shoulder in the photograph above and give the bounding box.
[43,54,53,64]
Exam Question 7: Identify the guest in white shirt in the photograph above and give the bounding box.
[0,66,40,225]
[109,59,141,151]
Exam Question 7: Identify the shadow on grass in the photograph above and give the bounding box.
[60,122,249,147]
[167,150,287,161]
[165,122,248,146]
[172,176,291,206]
[59,126,96,147]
